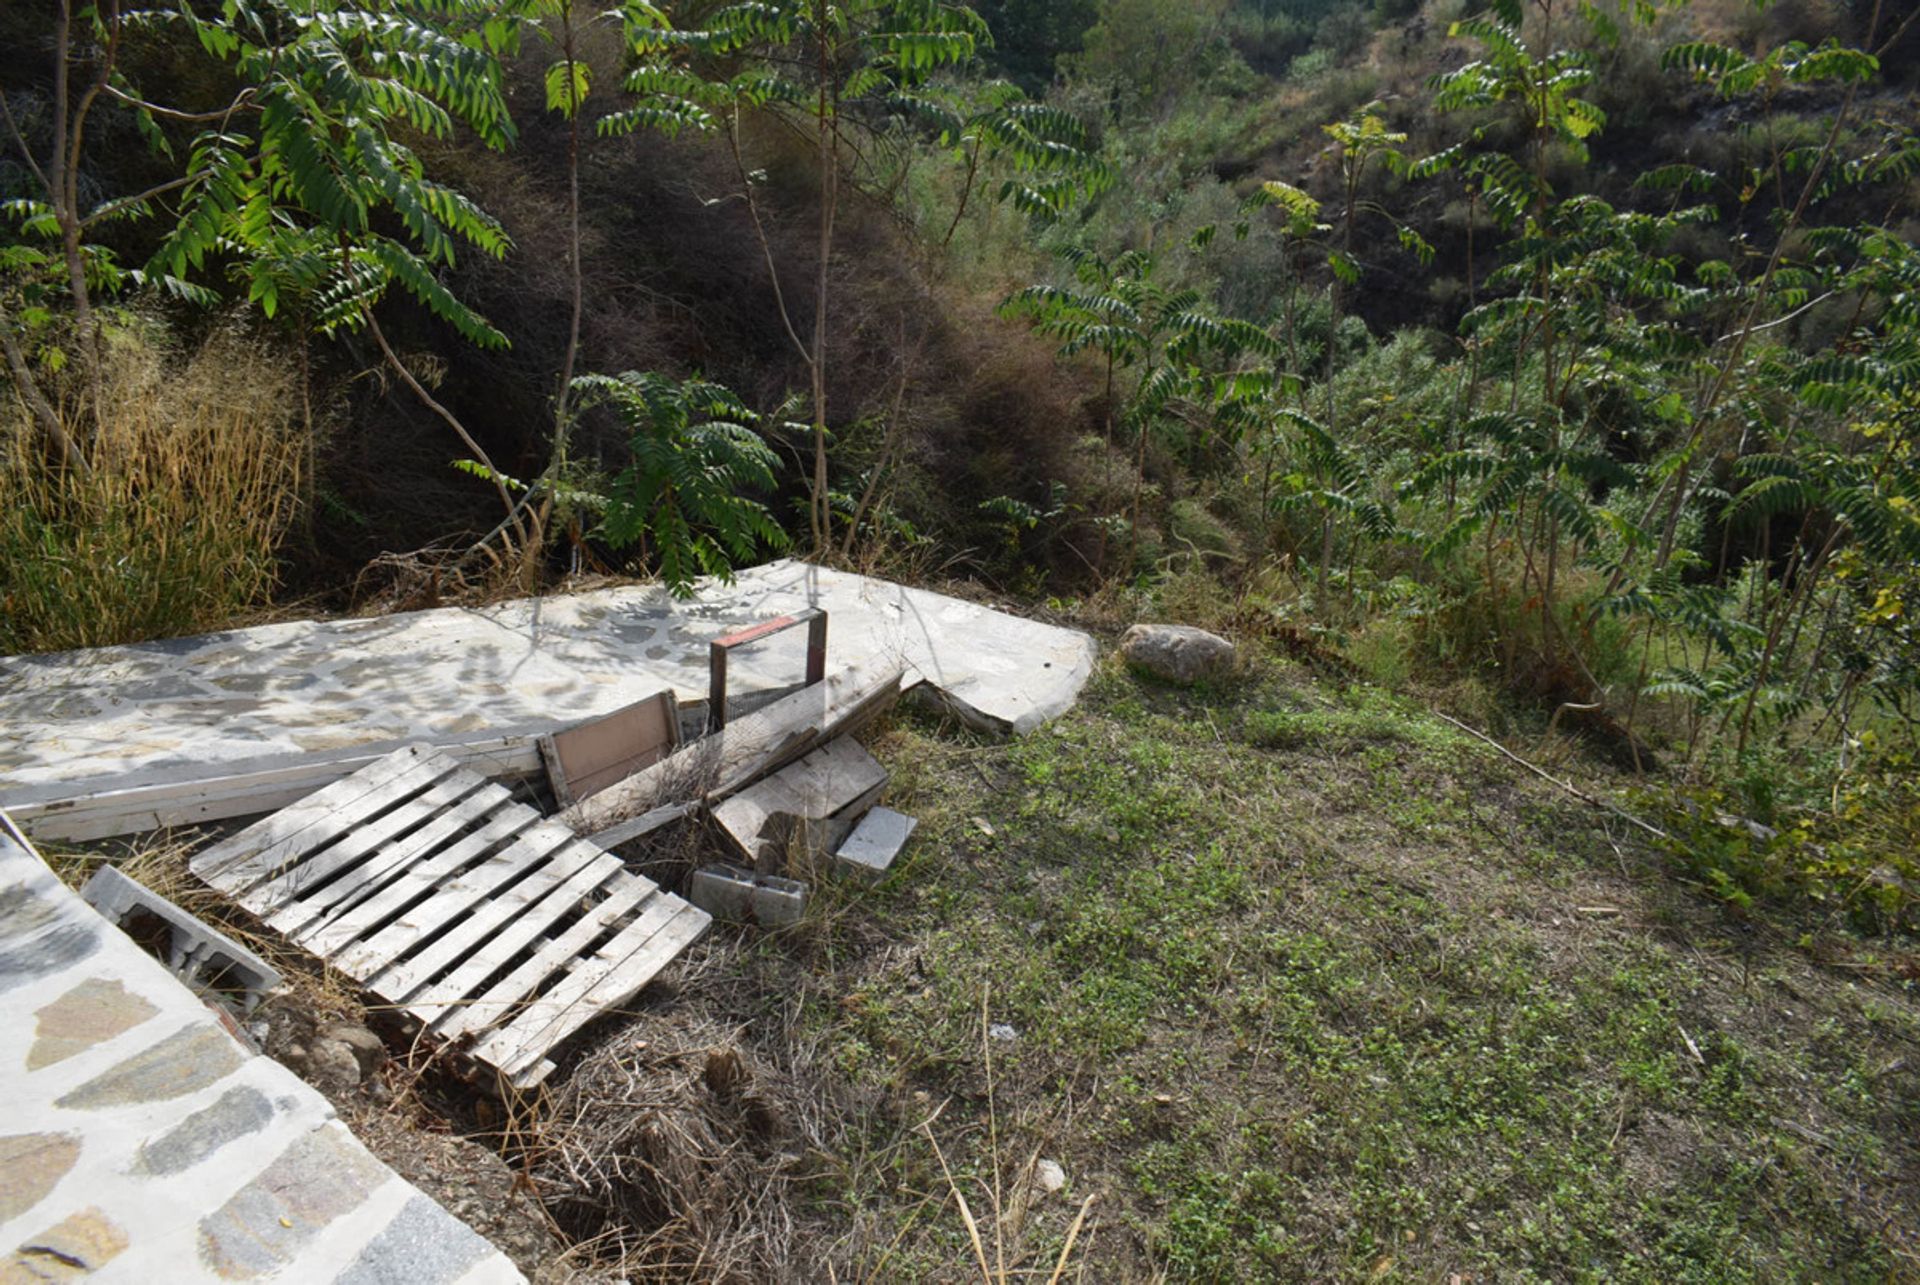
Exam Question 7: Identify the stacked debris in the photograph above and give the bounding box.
[557,613,920,927]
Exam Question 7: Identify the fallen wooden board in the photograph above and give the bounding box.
[558,661,904,837]
[189,744,709,1088]
[712,737,888,873]
[586,800,697,851]
[539,691,681,808]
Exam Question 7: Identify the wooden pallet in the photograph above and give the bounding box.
[190,744,709,1088]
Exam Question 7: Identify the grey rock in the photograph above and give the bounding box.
[333,1195,497,1285]
[56,1023,245,1108]
[319,1023,387,1073]
[1119,624,1235,684]
[0,883,100,993]
[196,1127,389,1278]
[1031,1158,1067,1197]
[306,1037,363,1092]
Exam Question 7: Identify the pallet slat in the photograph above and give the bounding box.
[269,783,515,939]
[241,772,490,915]
[194,749,462,893]
[301,802,538,958]
[188,744,708,1085]
[431,879,663,1041]
[334,821,581,979]
[475,904,712,1082]
[383,845,623,1010]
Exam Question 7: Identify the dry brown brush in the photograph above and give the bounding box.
[0,322,304,652]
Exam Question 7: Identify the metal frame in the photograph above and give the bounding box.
[707,608,828,732]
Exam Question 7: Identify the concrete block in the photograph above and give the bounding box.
[82,865,282,1012]
[833,807,918,881]
[688,864,808,927]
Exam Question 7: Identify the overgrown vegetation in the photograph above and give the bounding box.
[6,0,1920,1271]
[510,659,1920,1279]
[0,327,301,651]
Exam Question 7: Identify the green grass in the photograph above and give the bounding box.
[693,652,1920,1280]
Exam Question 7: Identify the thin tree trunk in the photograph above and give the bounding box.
[1735,524,1844,753]
[941,137,980,249]
[1098,349,1115,572]
[0,315,88,476]
[809,9,837,556]
[525,3,589,579]
[1645,39,1873,576]
[841,336,914,561]
[367,311,525,551]
[49,0,112,444]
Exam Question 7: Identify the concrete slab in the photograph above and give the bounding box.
[834,806,919,881]
[0,814,524,1283]
[0,561,1094,840]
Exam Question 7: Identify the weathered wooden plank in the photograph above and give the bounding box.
[585,800,696,850]
[474,903,711,1081]
[192,747,461,893]
[559,662,903,836]
[330,818,577,977]
[297,802,536,958]
[14,735,544,844]
[712,737,888,872]
[268,782,515,939]
[238,770,491,916]
[399,855,636,1025]
[542,691,681,807]
[360,838,613,996]
[190,745,446,885]
[429,877,663,1041]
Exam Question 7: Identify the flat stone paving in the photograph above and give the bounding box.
[0,822,524,1284]
[0,561,1095,837]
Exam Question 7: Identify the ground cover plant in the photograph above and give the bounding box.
[499,648,1919,1279]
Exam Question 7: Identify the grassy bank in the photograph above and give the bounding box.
[627,651,1920,1280]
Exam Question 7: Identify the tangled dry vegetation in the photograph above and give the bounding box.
[0,326,305,653]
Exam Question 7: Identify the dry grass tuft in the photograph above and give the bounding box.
[527,941,825,1283]
[1,323,305,652]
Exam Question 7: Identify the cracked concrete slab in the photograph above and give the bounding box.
[1,561,1095,840]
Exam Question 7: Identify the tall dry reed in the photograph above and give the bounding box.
[0,325,304,652]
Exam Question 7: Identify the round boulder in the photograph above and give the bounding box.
[1120,624,1235,685]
